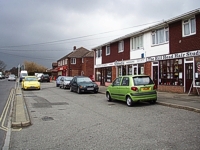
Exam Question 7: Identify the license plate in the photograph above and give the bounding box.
[87,88,94,90]
[141,87,150,91]
[30,86,35,88]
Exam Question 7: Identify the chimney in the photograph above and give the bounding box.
[73,46,76,50]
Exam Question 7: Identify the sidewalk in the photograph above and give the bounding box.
[98,86,200,113]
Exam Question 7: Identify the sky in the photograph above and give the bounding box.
[0,0,200,70]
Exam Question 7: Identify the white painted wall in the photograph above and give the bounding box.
[130,32,169,59]
[95,57,102,65]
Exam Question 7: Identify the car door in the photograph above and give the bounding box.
[109,77,122,99]
[60,77,64,88]
[118,77,130,101]
[71,77,78,91]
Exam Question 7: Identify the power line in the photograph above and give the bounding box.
[0,20,163,49]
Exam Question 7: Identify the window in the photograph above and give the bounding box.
[159,59,183,86]
[65,59,68,65]
[118,41,124,52]
[62,60,64,65]
[71,58,76,64]
[152,27,169,45]
[106,67,112,82]
[183,17,196,36]
[82,58,84,63]
[113,77,122,86]
[131,35,143,50]
[106,45,110,55]
[121,77,129,86]
[96,49,102,58]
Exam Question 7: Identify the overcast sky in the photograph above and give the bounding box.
[0,0,199,70]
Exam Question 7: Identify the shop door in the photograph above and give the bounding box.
[153,66,158,87]
[101,69,105,86]
[133,65,138,75]
[185,63,193,92]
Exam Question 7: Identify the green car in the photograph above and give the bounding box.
[106,75,157,107]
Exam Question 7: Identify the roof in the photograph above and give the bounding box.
[92,8,200,49]
[67,47,90,58]
[83,51,94,57]
[57,52,73,61]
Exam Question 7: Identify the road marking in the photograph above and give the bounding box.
[0,88,14,131]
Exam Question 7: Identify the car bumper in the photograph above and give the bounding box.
[130,91,157,102]
[24,86,40,90]
[79,87,99,93]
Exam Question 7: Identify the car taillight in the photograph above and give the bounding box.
[153,85,157,90]
[131,87,138,91]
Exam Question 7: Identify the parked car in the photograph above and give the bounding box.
[36,73,44,81]
[40,74,50,82]
[56,76,64,87]
[60,76,73,89]
[0,74,2,79]
[69,76,99,94]
[106,75,157,107]
[8,74,16,81]
[21,76,40,90]
[20,70,28,82]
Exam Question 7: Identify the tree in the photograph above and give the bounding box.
[0,60,6,72]
[23,61,47,73]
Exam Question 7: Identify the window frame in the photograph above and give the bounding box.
[118,41,124,53]
[152,27,169,45]
[71,58,76,64]
[131,35,143,50]
[106,45,110,55]
[182,17,196,37]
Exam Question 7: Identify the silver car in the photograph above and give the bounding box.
[59,76,73,89]
[8,74,16,81]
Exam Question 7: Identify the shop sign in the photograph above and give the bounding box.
[146,50,200,61]
[114,60,124,66]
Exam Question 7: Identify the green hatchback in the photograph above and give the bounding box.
[106,75,157,107]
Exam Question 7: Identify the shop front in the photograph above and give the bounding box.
[147,50,200,94]
[57,66,67,76]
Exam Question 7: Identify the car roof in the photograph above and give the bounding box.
[25,76,37,78]
[118,75,150,78]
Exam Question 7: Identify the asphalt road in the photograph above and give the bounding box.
[10,82,200,150]
[0,78,16,149]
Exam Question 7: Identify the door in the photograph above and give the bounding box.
[133,65,137,75]
[153,66,158,87]
[185,63,193,92]
[109,77,122,99]
[100,68,105,86]
[118,77,130,101]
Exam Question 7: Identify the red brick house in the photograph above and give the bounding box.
[56,46,94,78]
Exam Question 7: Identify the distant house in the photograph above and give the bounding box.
[56,46,94,78]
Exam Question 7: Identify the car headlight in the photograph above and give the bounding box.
[94,84,98,87]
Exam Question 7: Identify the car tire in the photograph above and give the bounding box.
[149,100,157,104]
[70,87,73,92]
[126,96,133,107]
[106,92,112,102]
[77,88,81,94]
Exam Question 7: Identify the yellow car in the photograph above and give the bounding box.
[21,76,40,90]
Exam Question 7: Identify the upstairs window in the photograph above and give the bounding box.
[152,27,169,45]
[65,59,68,65]
[183,17,196,37]
[82,58,84,63]
[96,49,102,58]
[71,58,76,64]
[118,41,124,53]
[106,45,110,55]
[131,35,143,50]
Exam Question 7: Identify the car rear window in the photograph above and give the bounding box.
[133,76,154,85]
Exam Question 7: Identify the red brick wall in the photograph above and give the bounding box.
[169,14,200,53]
[144,62,151,77]
[68,58,82,76]
[82,57,94,77]
[102,38,130,63]
[158,85,184,93]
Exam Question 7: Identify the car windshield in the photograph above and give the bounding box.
[21,73,28,76]
[77,77,92,82]
[133,76,154,85]
[25,77,38,81]
[43,74,49,77]
[64,77,73,81]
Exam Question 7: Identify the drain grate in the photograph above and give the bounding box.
[42,116,54,121]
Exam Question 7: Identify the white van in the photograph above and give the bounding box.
[20,70,28,82]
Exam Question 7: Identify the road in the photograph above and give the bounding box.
[0,78,15,149]
[10,82,200,150]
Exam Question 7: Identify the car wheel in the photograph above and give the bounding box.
[70,87,73,92]
[106,92,112,102]
[77,88,81,94]
[149,100,157,104]
[126,96,133,107]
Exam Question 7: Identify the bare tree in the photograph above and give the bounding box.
[0,60,6,72]
[23,61,47,73]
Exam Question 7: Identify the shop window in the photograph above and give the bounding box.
[138,64,144,75]
[106,67,112,82]
[159,59,183,86]
[95,69,101,82]
[194,57,200,86]
[128,65,132,75]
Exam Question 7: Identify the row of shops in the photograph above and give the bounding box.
[95,50,200,94]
